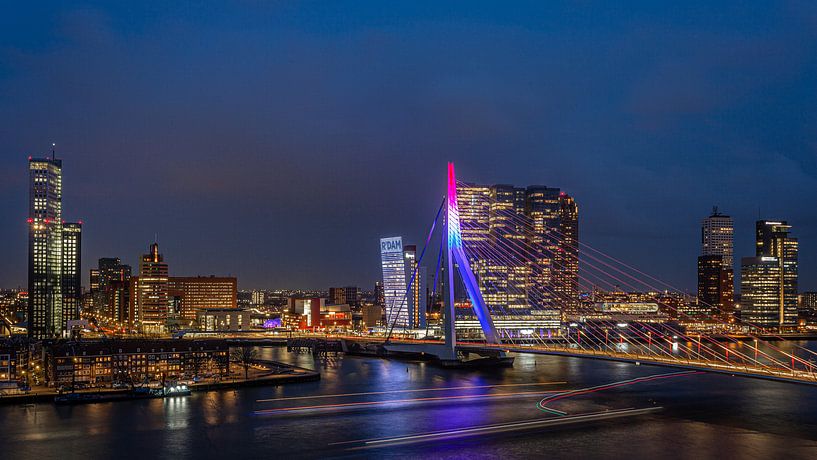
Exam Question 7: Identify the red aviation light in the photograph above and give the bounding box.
[26,218,33,223]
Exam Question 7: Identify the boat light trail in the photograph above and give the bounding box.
[255,389,555,415]
[256,381,566,403]
[537,370,701,416]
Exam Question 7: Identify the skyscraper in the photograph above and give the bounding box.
[456,182,579,313]
[28,155,64,339]
[380,237,408,329]
[702,207,734,266]
[554,193,579,305]
[403,245,427,329]
[131,243,169,333]
[753,220,798,329]
[61,222,82,327]
[697,255,733,316]
[741,256,784,329]
[697,208,734,316]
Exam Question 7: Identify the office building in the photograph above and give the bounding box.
[28,155,65,339]
[739,220,798,330]
[61,222,82,326]
[697,255,734,317]
[741,257,784,329]
[696,208,734,317]
[329,287,359,308]
[168,276,237,321]
[130,243,169,333]
[92,257,131,323]
[702,208,734,266]
[380,237,409,328]
[455,181,578,332]
[404,245,427,329]
[555,193,579,304]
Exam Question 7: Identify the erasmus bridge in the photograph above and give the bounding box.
[380,163,817,386]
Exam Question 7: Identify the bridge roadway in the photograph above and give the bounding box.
[455,342,817,387]
[181,333,817,386]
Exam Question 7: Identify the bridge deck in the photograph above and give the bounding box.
[456,343,817,386]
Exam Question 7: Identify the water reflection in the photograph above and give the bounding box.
[0,346,816,459]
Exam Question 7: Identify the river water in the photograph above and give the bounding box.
[2,345,817,459]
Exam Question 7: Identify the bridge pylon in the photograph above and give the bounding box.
[443,162,500,357]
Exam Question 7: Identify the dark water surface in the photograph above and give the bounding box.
[2,345,817,459]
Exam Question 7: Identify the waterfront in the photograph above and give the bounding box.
[2,346,817,459]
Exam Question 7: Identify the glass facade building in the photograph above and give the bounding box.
[380,237,408,329]
[28,156,64,339]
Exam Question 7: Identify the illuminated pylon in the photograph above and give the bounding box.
[444,162,500,352]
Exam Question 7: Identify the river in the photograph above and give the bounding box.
[2,345,817,459]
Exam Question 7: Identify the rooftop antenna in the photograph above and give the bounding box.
[51,143,56,160]
[712,205,719,217]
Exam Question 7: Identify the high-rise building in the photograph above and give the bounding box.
[702,208,734,267]
[28,155,64,339]
[739,221,798,330]
[555,193,579,304]
[456,182,579,314]
[750,220,798,329]
[380,237,408,328]
[130,243,169,333]
[741,256,784,329]
[403,245,427,329]
[697,208,734,317]
[89,269,101,293]
[93,257,131,320]
[61,222,82,326]
[697,255,733,317]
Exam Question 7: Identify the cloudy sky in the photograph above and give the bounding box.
[1,1,816,291]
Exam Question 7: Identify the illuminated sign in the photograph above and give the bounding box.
[380,237,403,254]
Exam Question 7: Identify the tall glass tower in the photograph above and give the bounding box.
[380,237,408,329]
[28,155,64,339]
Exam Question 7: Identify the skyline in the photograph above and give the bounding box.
[2,2,817,291]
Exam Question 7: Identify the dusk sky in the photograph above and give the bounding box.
[2,1,817,292]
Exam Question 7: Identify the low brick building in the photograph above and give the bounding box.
[46,339,229,387]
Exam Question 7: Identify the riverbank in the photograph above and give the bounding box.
[0,360,319,406]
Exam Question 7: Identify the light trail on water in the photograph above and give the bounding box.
[255,381,566,403]
[536,370,701,416]
[254,389,560,415]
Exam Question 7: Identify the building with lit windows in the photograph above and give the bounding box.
[284,297,351,331]
[61,222,82,326]
[130,243,169,333]
[702,208,734,266]
[740,220,799,330]
[741,257,785,329]
[697,255,734,318]
[28,155,65,339]
[329,286,359,309]
[45,339,229,386]
[555,193,579,306]
[455,181,578,333]
[403,245,427,329]
[380,237,409,328]
[696,208,734,319]
[168,276,237,321]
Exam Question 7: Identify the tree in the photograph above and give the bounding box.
[229,346,258,381]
